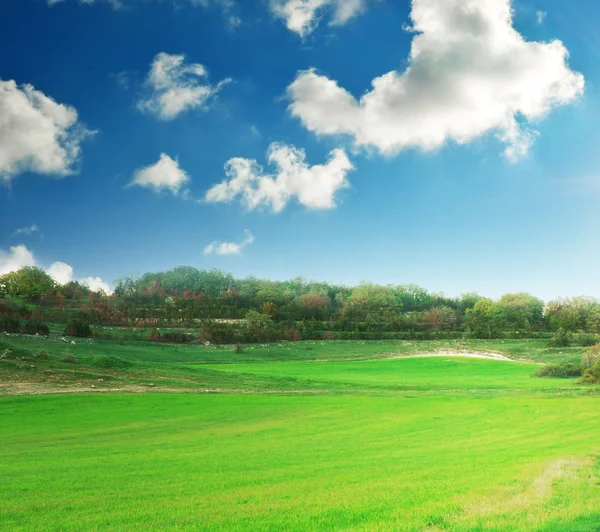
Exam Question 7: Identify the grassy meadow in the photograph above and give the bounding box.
[2,336,600,530]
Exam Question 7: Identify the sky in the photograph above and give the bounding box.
[1,0,599,300]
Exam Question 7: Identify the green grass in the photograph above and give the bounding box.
[1,337,600,530]
[201,357,580,391]
[2,393,600,531]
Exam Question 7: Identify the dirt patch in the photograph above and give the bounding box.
[391,351,519,362]
[0,382,329,396]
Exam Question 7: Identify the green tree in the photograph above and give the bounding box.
[1,267,56,300]
[497,293,544,330]
[344,284,398,321]
[464,298,502,338]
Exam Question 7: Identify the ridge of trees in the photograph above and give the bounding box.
[2,266,600,342]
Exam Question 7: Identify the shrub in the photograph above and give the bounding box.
[22,320,50,336]
[582,361,600,382]
[547,328,571,348]
[65,319,92,338]
[0,315,21,333]
[62,354,78,364]
[574,333,598,347]
[282,328,302,341]
[581,344,600,371]
[148,328,162,342]
[148,329,193,344]
[534,363,582,378]
[34,349,49,360]
[579,359,600,384]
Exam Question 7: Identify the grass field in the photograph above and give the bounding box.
[1,337,600,530]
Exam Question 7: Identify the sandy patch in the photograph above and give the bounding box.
[392,351,517,362]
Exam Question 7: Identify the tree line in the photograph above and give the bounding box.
[2,265,600,343]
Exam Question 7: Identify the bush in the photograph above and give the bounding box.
[62,354,78,364]
[148,328,193,344]
[282,328,302,341]
[534,363,582,378]
[581,344,600,371]
[574,334,598,347]
[22,320,50,336]
[547,328,571,348]
[579,359,600,384]
[0,315,21,333]
[65,319,92,338]
[34,349,49,360]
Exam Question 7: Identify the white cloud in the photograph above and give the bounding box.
[287,0,584,162]
[270,0,368,37]
[536,10,547,24]
[205,142,353,212]
[130,153,190,197]
[82,276,112,293]
[0,245,111,293]
[12,224,42,239]
[0,79,93,182]
[47,262,74,284]
[0,245,36,275]
[203,229,255,255]
[137,52,231,121]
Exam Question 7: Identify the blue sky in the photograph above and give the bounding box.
[0,0,599,299]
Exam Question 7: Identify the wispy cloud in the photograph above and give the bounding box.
[11,224,42,239]
[203,229,255,255]
[536,10,547,24]
[270,0,370,38]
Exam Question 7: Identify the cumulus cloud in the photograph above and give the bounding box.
[130,153,190,197]
[287,0,584,161]
[0,79,93,182]
[137,52,231,121]
[47,261,74,285]
[12,224,42,239]
[205,143,353,212]
[0,245,36,276]
[203,229,255,255]
[82,276,112,293]
[270,0,369,36]
[0,244,112,293]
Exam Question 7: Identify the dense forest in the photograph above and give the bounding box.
[1,265,599,344]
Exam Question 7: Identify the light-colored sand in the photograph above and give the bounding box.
[392,351,516,362]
